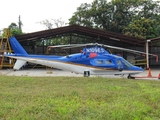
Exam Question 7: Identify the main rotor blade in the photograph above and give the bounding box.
[48,43,96,49]
[103,44,156,57]
[61,43,96,49]
[48,43,157,59]
[48,44,74,48]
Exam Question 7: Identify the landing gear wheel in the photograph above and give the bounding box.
[127,74,135,79]
[127,75,131,79]
[84,71,90,77]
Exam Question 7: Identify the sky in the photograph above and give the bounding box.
[0,0,94,33]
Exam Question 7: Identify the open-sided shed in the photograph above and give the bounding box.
[15,25,146,48]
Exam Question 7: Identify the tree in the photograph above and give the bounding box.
[39,19,53,29]
[69,0,160,37]
[18,15,23,32]
[8,23,18,30]
[38,18,67,46]
[69,3,93,27]
[123,0,160,39]
[0,30,3,38]
[39,18,65,29]
[69,0,138,32]
[135,0,160,20]
[123,18,158,39]
[8,22,23,36]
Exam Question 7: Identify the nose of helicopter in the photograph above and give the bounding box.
[131,66,144,72]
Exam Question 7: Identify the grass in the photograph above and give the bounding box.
[0,76,160,120]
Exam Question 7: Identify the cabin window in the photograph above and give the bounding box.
[105,60,112,64]
[96,60,104,64]
[116,60,123,70]
[116,60,121,65]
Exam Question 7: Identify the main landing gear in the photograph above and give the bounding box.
[84,71,90,77]
[127,74,135,79]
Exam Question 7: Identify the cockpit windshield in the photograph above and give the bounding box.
[121,58,133,68]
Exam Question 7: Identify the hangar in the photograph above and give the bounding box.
[16,24,145,47]
[0,25,160,69]
[15,24,146,55]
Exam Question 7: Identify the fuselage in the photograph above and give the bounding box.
[7,52,143,75]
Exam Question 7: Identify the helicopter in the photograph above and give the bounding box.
[4,36,158,79]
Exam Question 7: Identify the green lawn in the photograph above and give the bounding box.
[0,76,160,120]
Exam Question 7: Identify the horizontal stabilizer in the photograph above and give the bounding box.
[14,59,26,70]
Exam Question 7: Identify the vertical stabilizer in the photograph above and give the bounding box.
[9,36,28,55]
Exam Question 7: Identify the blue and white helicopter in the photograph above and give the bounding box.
[4,36,157,78]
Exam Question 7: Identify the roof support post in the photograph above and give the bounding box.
[146,40,150,69]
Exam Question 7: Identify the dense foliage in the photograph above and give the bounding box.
[69,0,160,39]
[8,22,23,36]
